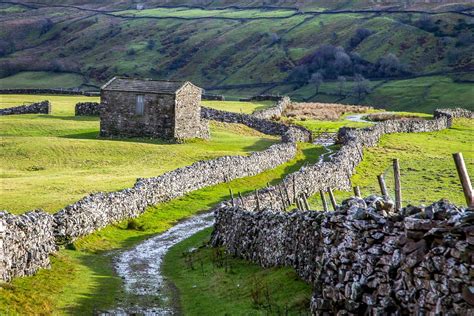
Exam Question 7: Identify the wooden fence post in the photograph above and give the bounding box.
[353,186,361,198]
[283,181,291,205]
[327,187,337,211]
[302,193,310,210]
[453,152,474,208]
[393,159,402,210]
[229,188,235,207]
[278,186,287,211]
[255,190,261,211]
[238,192,245,209]
[320,190,329,212]
[377,174,388,198]
[292,175,297,203]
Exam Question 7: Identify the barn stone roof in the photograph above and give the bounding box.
[101,77,201,94]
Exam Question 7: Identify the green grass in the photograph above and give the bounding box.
[365,76,474,112]
[162,228,312,315]
[0,95,281,213]
[0,71,86,89]
[308,118,474,209]
[0,142,323,314]
[202,100,273,114]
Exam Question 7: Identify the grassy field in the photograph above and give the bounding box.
[202,100,273,114]
[0,71,87,89]
[0,95,281,213]
[0,141,323,314]
[308,118,474,209]
[162,228,311,315]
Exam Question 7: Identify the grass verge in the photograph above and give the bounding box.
[162,228,312,315]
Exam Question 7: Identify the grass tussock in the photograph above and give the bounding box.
[284,102,373,120]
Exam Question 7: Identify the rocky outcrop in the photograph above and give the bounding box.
[0,210,57,282]
[211,197,473,315]
[0,101,50,115]
[75,102,101,116]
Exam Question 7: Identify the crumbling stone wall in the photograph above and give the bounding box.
[75,102,101,116]
[211,197,473,314]
[0,210,57,282]
[0,101,50,115]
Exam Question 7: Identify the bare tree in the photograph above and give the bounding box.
[310,72,324,95]
[337,76,346,96]
[353,74,371,100]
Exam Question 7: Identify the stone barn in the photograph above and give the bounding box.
[100,77,209,140]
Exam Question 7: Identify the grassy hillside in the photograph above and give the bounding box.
[0,95,279,213]
[0,3,472,112]
[0,71,87,89]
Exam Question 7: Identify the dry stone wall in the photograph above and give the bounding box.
[75,102,101,116]
[211,197,473,315]
[0,89,99,96]
[0,101,50,115]
[1,97,302,281]
[0,210,57,282]
[222,115,455,213]
[201,106,312,143]
[252,96,291,119]
[53,142,296,243]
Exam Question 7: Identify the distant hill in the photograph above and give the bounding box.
[0,1,473,111]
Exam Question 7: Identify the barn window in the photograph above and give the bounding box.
[136,95,145,115]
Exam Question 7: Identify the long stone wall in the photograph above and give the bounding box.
[75,102,101,116]
[0,210,57,282]
[252,96,291,119]
[53,142,296,243]
[0,89,99,96]
[0,101,50,115]
[211,197,473,314]
[201,105,312,143]
[210,108,474,314]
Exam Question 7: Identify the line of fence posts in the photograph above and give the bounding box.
[227,152,472,213]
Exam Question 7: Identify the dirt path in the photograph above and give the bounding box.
[105,212,215,314]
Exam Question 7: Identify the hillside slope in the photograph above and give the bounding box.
[0,1,473,111]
